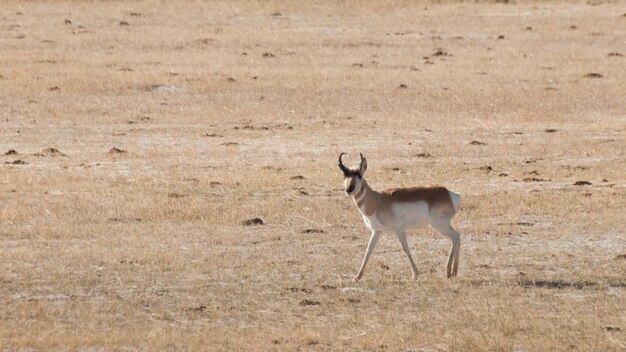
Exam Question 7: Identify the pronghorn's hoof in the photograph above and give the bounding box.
[352,275,362,282]
[411,274,418,281]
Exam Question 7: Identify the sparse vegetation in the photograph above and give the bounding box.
[1,1,625,351]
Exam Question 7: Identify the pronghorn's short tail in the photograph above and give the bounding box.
[448,191,462,213]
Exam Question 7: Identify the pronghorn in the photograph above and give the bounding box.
[339,153,462,282]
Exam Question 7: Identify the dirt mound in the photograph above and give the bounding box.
[148,84,183,93]
[168,193,186,198]
[5,159,27,165]
[41,147,67,157]
[299,299,320,306]
[241,218,264,226]
[108,147,127,154]
[301,229,325,234]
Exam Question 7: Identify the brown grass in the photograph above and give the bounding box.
[1,0,625,350]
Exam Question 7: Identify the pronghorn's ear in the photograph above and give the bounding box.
[358,153,368,176]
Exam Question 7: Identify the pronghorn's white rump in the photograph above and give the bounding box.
[339,153,462,282]
[448,190,462,213]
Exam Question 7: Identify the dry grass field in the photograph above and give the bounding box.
[1,0,625,350]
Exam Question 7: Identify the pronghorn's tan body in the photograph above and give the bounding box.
[353,181,460,230]
[339,153,462,281]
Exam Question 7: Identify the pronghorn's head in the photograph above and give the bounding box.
[338,152,368,196]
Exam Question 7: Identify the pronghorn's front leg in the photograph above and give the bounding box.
[353,230,381,282]
[395,230,419,280]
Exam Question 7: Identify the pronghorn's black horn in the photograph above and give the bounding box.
[338,153,351,175]
[358,153,367,174]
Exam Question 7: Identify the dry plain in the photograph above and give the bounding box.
[1,1,625,351]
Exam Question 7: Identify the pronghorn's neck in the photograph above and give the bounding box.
[352,178,371,203]
[352,179,379,216]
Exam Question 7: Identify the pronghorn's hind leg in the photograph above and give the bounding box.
[429,213,461,278]
[394,230,419,280]
[449,226,461,277]
[353,230,381,282]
